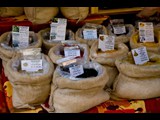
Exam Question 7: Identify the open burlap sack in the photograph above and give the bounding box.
[24,7,59,24]
[48,62,110,113]
[107,24,135,43]
[48,43,89,64]
[75,23,108,47]
[6,54,54,109]
[112,73,160,99]
[60,7,89,23]
[37,28,75,51]
[0,31,42,61]
[130,29,160,54]
[115,52,160,78]
[90,41,129,67]
[0,7,24,17]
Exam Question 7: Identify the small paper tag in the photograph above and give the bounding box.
[98,34,115,52]
[21,59,43,72]
[69,65,84,77]
[64,49,80,58]
[64,46,80,58]
[12,25,29,48]
[131,47,149,65]
[138,22,154,42]
[113,25,126,34]
[50,18,67,41]
[83,29,97,39]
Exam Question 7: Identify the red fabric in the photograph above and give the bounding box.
[145,98,160,113]
[0,16,50,35]
[0,61,9,113]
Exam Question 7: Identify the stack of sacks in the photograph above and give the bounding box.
[0,7,24,17]
[24,7,59,24]
[130,28,160,54]
[0,31,42,76]
[60,7,89,23]
[90,41,129,88]
[5,53,54,109]
[37,28,75,54]
[75,23,107,47]
[112,52,160,99]
[107,24,135,44]
[48,62,110,113]
[48,43,89,65]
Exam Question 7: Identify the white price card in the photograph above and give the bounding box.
[113,25,126,34]
[131,47,149,65]
[12,25,29,48]
[98,34,115,52]
[69,65,84,77]
[83,29,97,39]
[138,22,154,42]
[64,49,80,58]
[50,18,67,41]
[21,59,43,72]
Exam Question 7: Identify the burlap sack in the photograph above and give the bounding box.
[2,60,9,77]
[90,41,129,67]
[48,62,110,113]
[48,43,89,64]
[112,73,160,99]
[107,24,135,43]
[115,52,160,78]
[130,29,160,54]
[0,7,24,17]
[37,28,75,51]
[6,54,54,109]
[136,7,160,18]
[75,23,108,47]
[24,7,59,24]
[103,65,119,88]
[0,31,42,61]
[60,7,89,23]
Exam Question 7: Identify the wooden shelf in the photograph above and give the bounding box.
[90,7,144,15]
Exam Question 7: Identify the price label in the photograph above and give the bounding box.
[21,59,43,72]
[50,18,67,41]
[98,34,115,52]
[64,49,80,58]
[12,25,29,48]
[83,29,97,39]
[69,65,84,77]
[138,22,154,42]
[131,47,149,65]
[113,25,126,34]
